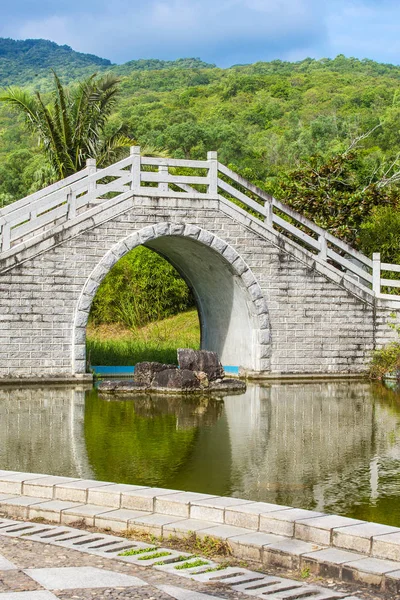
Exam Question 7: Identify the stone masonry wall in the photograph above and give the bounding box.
[0,195,395,378]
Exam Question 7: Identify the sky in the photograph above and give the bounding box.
[0,0,399,67]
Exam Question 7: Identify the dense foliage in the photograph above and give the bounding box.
[90,246,195,329]
[1,72,132,179]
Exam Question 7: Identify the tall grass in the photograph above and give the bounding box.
[86,309,200,366]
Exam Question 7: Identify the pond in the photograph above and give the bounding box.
[1,380,400,526]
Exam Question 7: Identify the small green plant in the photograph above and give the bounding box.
[175,558,209,570]
[137,550,171,560]
[301,567,311,579]
[370,313,400,379]
[203,563,230,573]
[118,546,156,557]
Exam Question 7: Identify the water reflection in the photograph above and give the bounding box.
[0,381,400,526]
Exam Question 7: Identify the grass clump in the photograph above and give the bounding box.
[118,546,156,557]
[175,558,209,570]
[137,550,171,561]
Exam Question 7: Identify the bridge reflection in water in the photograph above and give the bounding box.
[0,382,399,526]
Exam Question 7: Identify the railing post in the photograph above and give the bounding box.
[67,188,76,220]
[0,223,10,252]
[86,158,97,201]
[207,151,218,196]
[158,165,169,193]
[319,233,328,261]
[130,146,141,192]
[264,202,273,227]
[373,252,381,295]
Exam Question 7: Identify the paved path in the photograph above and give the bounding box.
[0,519,389,600]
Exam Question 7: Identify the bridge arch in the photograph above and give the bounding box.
[73,222,271,374]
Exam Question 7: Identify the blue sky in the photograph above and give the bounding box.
[0,0,399,67]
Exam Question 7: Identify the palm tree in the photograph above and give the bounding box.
[0,71,132,180]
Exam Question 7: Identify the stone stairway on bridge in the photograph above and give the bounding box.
[0,147,399,300]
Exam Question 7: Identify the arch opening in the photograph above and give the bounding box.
[73,224,270,374]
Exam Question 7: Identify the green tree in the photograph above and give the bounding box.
[0,71,131,179]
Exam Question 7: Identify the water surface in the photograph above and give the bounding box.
[1,381,400,526]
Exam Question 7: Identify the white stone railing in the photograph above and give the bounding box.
[0,146,399,299]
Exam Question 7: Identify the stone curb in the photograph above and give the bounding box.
[1,470,400,592]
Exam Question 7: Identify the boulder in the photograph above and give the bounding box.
[151,368,201,391]
[177,349,224,382]
[134,361,176,386]
[209,378,247,393]
[98,380,147,393]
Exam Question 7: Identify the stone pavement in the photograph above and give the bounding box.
[0,517,390,600]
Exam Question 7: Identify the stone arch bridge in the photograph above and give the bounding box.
[0,147,399,380]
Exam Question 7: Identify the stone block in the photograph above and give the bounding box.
[224,501,287,529]
[295,515,364,546]
[260,508,324,537]
[372,531,400,562]
[95,509,151,533]
[300,548,365,578]
[61,503,113,527]
[54,480,113,503]
[196,524,251,541]
[333,523,400,554]
[29,500,83,523]
[342,557,400,587]
[128,513,186,536]
[262,538,323,570]
[229,532,285,562]
[190,497,252,524]
[177,349,224,382]
[121,487,180,512]
[87,483,148,509]
[162,518,216,539]
[155,492,218,518]
[0,495,45,519]
[0,472,46,495]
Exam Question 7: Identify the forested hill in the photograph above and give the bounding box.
[0,39,215,88]
[0,38,113,87]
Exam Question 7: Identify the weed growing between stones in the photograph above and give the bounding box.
[118,547,156,556]
[175,558,209,569]
[137,550,171,560]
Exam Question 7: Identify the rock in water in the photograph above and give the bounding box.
[151,368,200,391]
[134,361,176,386]
[177,349,224,382]
[98,380,147,393]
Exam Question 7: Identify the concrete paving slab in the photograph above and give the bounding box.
[0,593,59,600]
[155,492,218,518]
[0,554,17,570]
[157,584,225,599]
[302,547,365,565]
[343,556,400,574]
[295,515,365,545]
[24,566,147,590]
[263,538,323,570]
[87,483,149,508]
[372,530,400,561]
[224,501,289,529]
[259,508,324,537]
[333,522,400,554]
